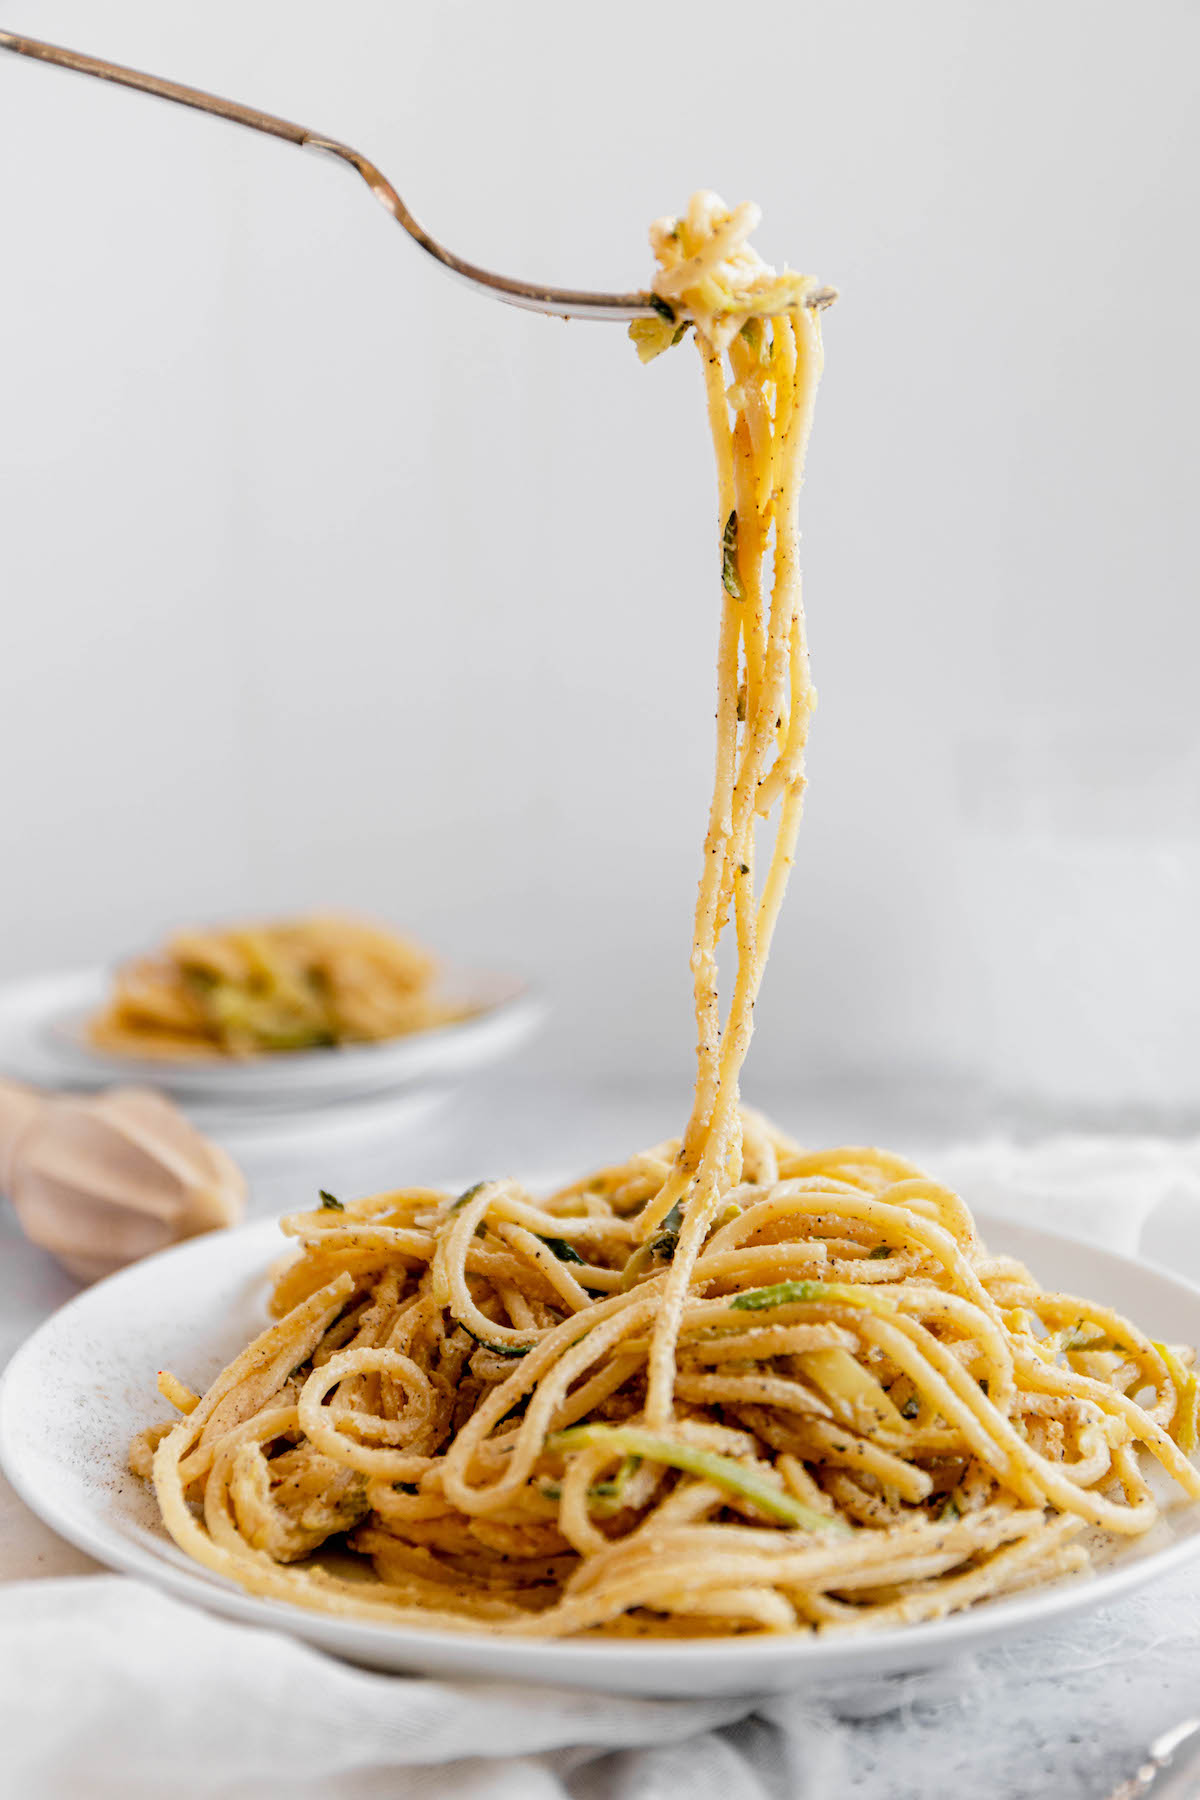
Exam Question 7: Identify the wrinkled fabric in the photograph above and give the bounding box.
[5,1568,1200,1800]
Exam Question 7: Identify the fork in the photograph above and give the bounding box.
[0,29,838,323]
[1104,1719,1200,1798]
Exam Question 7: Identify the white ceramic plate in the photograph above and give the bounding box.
[3,1212,1199,1696]
[0,967,543,1104]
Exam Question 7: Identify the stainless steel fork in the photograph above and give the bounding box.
[0,29,838,323]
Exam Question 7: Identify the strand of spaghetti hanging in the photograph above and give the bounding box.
[627,193,828,1427]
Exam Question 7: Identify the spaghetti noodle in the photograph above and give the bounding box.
[133,195,1200,1638]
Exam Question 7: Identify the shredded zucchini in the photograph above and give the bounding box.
[463,1325,530,1358]
[621,1201,684,1287]
[543,1236,587,1266]
[548,1423,851,1533]
[721,510,745,600]
[450,1181,489,1213]
[630,312,689,362]
[730,1279,897,1317]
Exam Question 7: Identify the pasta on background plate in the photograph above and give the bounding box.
[90,913,463,1059]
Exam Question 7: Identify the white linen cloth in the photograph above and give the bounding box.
[4,1134,1200,1800]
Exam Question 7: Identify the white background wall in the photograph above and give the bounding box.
[1,1,1198,1117]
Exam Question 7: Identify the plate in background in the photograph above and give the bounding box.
[2,1210,1199,1696]
[0,967,543,1105]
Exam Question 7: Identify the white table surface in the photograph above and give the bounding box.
[5,1068,1200,1799]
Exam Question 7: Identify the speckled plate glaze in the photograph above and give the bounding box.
[3,1212,1200,1696]
[0,966,544,1104]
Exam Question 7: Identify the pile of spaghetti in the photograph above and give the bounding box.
[134,194,1200,1638]
[91,912,459,1058]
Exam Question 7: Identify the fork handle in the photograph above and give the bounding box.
[0,30,404,225]
[0,29,314,148]
[0,26,625,317]
[0,30,448,290]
